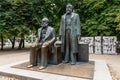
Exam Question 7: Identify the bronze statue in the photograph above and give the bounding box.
[59,3,81,64]
[27,17,56,69]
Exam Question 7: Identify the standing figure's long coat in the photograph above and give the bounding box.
[59,12,81,53]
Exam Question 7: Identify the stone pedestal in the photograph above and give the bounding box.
[54,41,89,63]
[53,46,62,64]
[77,43,89,62]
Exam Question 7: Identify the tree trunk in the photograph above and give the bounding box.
[9,36,16,49]
[1,34,4,50]
[18,38,24,49]
[12,36,15,49]
[22,39,25,48]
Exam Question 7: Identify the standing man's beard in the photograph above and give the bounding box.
[42,24,48,28]
[66,10,72,14]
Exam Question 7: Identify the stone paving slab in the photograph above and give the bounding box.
[0,60,112,80]
[93,60,112,80]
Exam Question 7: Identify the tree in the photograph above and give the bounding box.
[0,0,12,50]
[8,0,32,49]
[0,0,120,50]
[115,12,120,40]
[78,0,120,39]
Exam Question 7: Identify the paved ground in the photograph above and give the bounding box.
[0,49,29,66]
[90,54,120,80]
[0,49,120,80]
[0,49,29,80]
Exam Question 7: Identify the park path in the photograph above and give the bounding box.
[90,54,120,80]
[0,49,29,80]
[0,49,29,66]
[0,49,120,80]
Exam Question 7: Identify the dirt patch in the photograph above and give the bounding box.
[108,65,120,80]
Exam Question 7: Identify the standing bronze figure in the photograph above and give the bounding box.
[27,17,55,69]
[59,3,81,64]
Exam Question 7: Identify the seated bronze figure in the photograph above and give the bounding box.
[27,17,55,70]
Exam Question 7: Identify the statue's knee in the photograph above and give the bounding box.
[42,46,46,49]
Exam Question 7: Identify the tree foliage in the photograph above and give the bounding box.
[0,0,120,49]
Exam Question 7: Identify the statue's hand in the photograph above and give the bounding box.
[31,39,38,47]
[31,42,37,47]
[58,35,61,40]
[78,35,81,41]
[77,35,81,43]
[42,42,50,47]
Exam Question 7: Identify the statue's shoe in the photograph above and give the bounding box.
[39,66,46,70]
[63,60,69,63]
[71,62,76,65]
[27,65,33,68]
